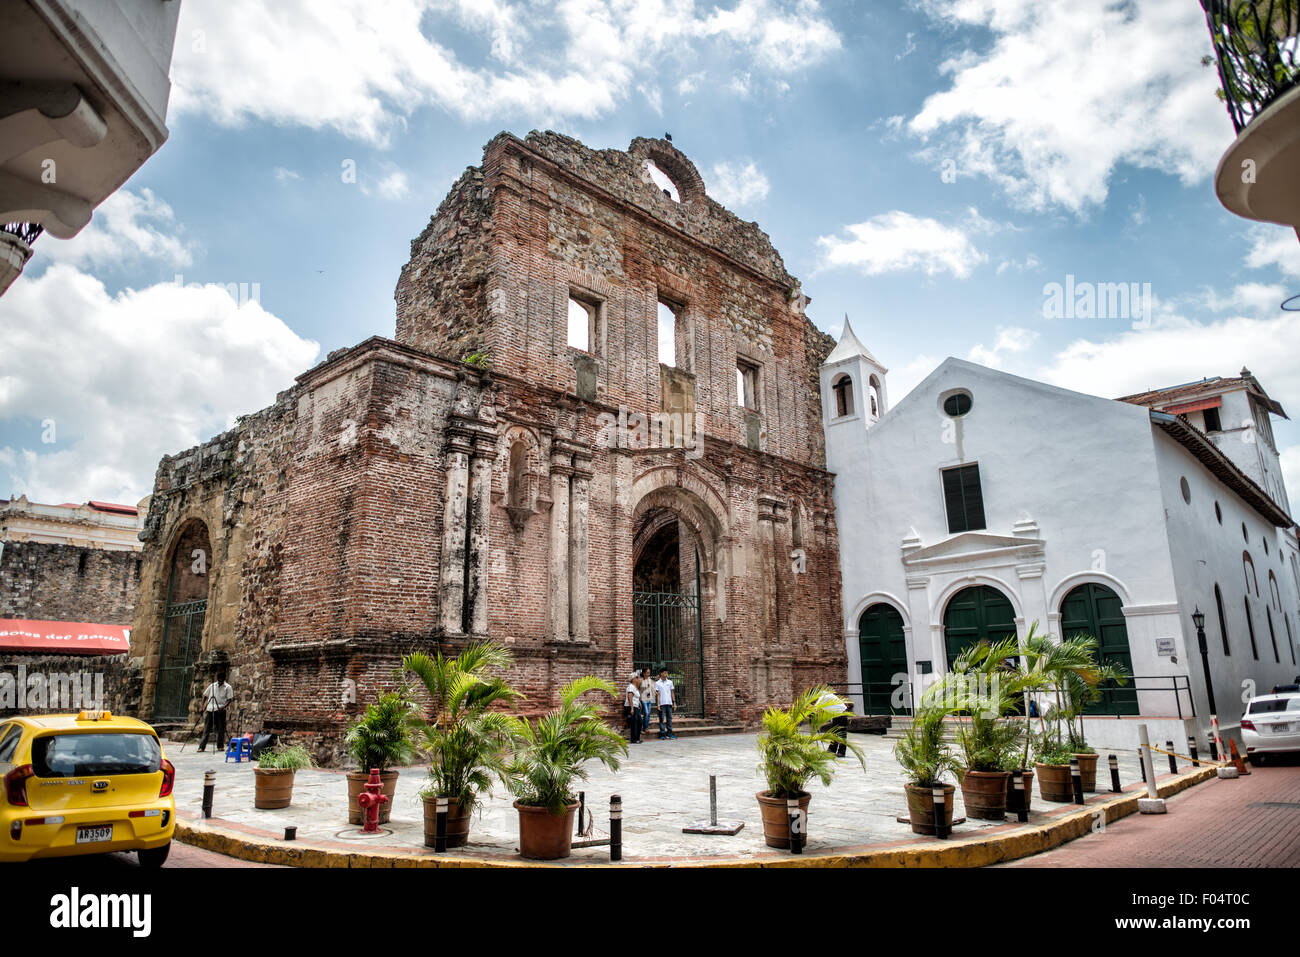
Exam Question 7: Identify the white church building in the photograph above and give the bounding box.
[821,320,1300,748]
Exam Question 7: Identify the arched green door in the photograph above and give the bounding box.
[943,585,1017,669]
[1059,582,1137,715]
[858,603,909,715]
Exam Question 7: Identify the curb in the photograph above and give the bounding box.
[175,765,1218,868]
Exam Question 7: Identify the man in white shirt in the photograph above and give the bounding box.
[624,674,642,744]
[654,669,676,740]
[197,671,234,752]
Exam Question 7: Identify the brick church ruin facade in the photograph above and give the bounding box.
[130,132,846,757]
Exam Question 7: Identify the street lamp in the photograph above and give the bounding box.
[1192,606,1217,718]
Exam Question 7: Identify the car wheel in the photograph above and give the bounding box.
[1252,753,1265,766]
[138,842,171,868]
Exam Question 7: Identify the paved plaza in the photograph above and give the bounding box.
[167,732,1156,864]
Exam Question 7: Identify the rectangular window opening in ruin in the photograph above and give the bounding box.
[737,359,759,411]
[567,294,598,353]
[657,299,678,367]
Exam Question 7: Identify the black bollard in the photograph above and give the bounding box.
[434,797,448,852]
[576,790,585,836]
[1188,737,1200,767]
[202,769,216,819]
[788,797,804,854]
[1108,754,1121,793]
[283,826,296,841]
[610,795,622,862]
[932,787,949,840]
[1166,741,1178,775]
[1011,772,1028,823]
[1209,738,1219,761]
[1070,756,1084,805]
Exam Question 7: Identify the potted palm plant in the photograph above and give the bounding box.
[507,676,627,860]
[343,689,418,825]
[894,689,959,834]
[754,686,866,848]
[1061,636,1130,792]
[941,638,1024,820]
[254,742,315,809]
[403,641,524,848]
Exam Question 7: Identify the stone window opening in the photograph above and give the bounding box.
[646,160,680,203]
[657,298,682,368]
[567,293,599,353]
[791,504,804,549]
[736,358,760,411]
[1243,551,1258,596]
[832,374,854,419]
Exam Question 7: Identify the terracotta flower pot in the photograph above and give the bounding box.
[1073,753,1098,792]
[960,769,1011,820]
[423,795,472,848]
[254,768,295,809]
[1035,762,1074,803]
[515,800,578,860]
[1004,768,1035,814]
[347,770,399,825]
[904,783,955,835]
[756,790,812,849]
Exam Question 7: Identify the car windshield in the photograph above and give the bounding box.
[32,733,161,777]
[1248,697,1299,714]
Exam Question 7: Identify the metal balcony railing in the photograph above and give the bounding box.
[1,222,43,246]
[1201,0,1300,133]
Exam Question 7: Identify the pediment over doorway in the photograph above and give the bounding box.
[901,531,1045,570]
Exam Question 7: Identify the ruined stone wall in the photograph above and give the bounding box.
[133,389,298,731]
[395,131,832,470]
[0,652,142,718]
[0,541,141,625]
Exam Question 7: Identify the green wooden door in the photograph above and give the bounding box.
[1059,583,1137,715]
[943,585,1017,669]
[858,603,909,714]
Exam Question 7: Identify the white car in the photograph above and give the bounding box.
[1241,692,1300,763]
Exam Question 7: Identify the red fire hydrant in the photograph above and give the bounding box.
[356,768,389,833]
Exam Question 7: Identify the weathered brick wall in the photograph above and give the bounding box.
[0,541,141,625]
[133,130,846,762]
[0,651,142,718]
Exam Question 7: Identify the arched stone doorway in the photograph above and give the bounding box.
[1059,582,1137,715]
[858,603,908,715]
[630,482,724,717]
[152,519,212,721]
[942,584,1017,670]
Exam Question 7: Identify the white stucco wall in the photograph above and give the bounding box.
[1152,430,1300,735]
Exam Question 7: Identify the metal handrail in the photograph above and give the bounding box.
[1200,0,1300,133]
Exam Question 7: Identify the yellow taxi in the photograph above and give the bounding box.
[1,711,175,866]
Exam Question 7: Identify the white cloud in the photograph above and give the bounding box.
[0,265,319,504]
[908,0,1230,212]
[1036,313,1300,411]
[968,326,1037,368]
[816,210,987,278]
[709,160,770,209]
[172,0,841,145]
[39,188,192,271]
[273,166,301,183]
[363,167,411,201]
[1244,225,1300,279]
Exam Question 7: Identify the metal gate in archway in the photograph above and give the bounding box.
[153,599,206,721]
[633,588,704,716]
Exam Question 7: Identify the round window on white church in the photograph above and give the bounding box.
[942,391,973,417]
[1180,477,1191,504]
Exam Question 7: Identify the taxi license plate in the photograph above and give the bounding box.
[1270,722,1293,733]
[76,825,112,844]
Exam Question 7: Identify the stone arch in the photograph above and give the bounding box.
[630,137,707,205]
[152,517,215,722]
[497,423,540,530]
[931,573,1025,630]
[1047,570,1134,619]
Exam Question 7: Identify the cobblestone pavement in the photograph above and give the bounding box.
[1004,759,1300,868]
[166,733,1154,864]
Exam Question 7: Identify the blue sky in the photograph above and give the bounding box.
[2,0,1298,506]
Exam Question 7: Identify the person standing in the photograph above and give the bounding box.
[197,671,234,752]
[624,673,642,744]
[655,668,676,740]
[640,668,654,731]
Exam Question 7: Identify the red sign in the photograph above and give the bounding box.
[0,619,130,654]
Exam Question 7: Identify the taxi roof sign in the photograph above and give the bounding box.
[75,709,112,721]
